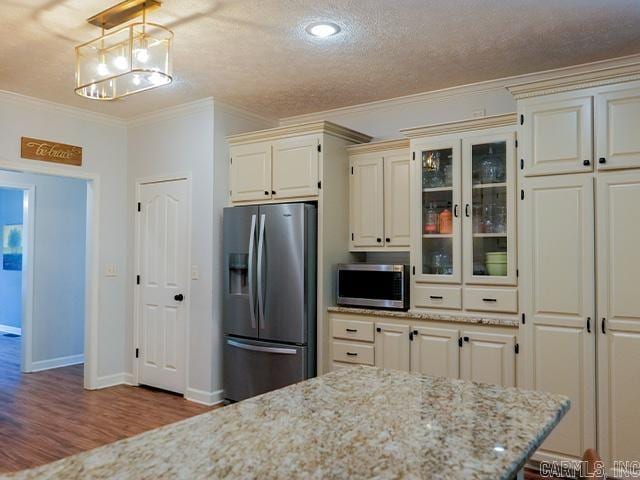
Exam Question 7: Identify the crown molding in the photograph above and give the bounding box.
[507,62,640,99]
[213,100,278,127]
[346,138,409,155]
[127,97,215,127]
[279,53,640,126]
[0,90,126,128]
[401,113,517,139]
[227,120,372,145]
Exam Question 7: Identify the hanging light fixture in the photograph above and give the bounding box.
[75,0,173,100]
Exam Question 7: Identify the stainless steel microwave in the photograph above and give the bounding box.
[336,264,409,311]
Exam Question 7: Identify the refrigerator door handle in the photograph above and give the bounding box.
[257,213,266,330]
[247,214,257,329]
[227,339,297,355]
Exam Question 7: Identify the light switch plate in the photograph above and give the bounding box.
[105,264,117,277]
[191,265,199,280]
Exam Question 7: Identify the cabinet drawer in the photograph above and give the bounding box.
[332,318,374,342]
[464,287,518,313]
[332,341,374,365]
[413,285,462,310]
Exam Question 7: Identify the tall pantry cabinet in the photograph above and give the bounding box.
[509,65,640,475]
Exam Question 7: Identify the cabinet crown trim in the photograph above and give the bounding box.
[400,113,517,138]
[507,61,640,99]
[227,120,372,145]
[346,138,409,154]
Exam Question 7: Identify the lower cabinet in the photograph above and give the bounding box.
[330,312,517,388]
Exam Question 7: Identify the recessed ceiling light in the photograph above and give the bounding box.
[306,22,341,38]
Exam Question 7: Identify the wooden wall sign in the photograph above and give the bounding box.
[21,137,83,166]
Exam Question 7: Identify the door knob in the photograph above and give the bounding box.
[174,294,184,302]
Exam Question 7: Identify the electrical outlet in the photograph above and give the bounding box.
[105,264,117,277]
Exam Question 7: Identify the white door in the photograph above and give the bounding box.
[520,174,596,462]
[374,322,410,371]
[595,84,640,171]
[411,326,459,378]
[229,142,272,202]
[460,330,515,387]
[383,152,411,248]
[138,179,189,394]
[520,95,593,176]
[350,155,384,248]
[596,171,640,474]
[272,135,319,199]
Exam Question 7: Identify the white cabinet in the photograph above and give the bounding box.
[272,135,319,199]
[229,142,272,202]
[348,141,410,251]
[411,326,459,378]
[520,95,593,176]
[596,171,640,472]
[374,322,410,371]
[349,155,384,248]
[520,174,596,462]
[460,330,515,387]
[596,85,640,171]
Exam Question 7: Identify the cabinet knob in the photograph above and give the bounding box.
[264,191,269,195]
[583,159,590,166]
[465,204,470,217]
[385,237,391,243]
[599,157,606,164]
[272,190,276,195]
[376,327,382,332]
[376,238,382,243]
[463,336,470,342]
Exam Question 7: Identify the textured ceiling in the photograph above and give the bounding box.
[1,0,639,119]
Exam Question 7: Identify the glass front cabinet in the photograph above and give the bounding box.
[411,130,517,286]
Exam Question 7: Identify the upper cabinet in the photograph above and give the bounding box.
[347,139,410,251]
[228,121,372,205]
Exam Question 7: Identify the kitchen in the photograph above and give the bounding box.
[0,1,639,479]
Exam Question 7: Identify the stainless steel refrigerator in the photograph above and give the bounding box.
[223,203,317,402]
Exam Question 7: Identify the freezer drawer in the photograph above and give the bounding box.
[223,336,308,402]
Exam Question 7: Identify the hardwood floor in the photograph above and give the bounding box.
[0,334,218,474]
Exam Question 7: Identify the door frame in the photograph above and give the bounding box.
[0,159,100,389]
[133,173,192,395]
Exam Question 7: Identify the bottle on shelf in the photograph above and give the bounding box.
[439,202,452,234]
[424,202,439,234]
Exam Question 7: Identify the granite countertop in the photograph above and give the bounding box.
[3,367,568,480]
[328,305,520,327]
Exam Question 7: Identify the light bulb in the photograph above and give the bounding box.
[132,75,141,86]
[306,22,341,38]
[136,48,149,63]
[97,63,110,76]
[114,55,128,70]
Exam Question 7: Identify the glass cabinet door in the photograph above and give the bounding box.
[462,133,516,284]
[413,140,461,283]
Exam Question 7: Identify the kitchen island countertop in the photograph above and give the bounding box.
[2,366,568,480]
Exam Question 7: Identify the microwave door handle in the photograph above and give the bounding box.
[247,214,257,329]
[257,213,266,330]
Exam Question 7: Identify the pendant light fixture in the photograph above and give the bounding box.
[75,0,173,100]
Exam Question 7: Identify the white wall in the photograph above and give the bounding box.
[0,91,129,383]
[0,171,87,365]
[127,99,274,402]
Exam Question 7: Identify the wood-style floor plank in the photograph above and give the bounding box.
[0,335,217,474]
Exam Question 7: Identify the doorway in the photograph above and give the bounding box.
[134,177,191,394]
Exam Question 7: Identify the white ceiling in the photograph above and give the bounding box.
[1,0,639,119]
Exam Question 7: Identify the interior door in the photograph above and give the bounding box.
[230,141,272,202]
[596,171,640,474]
[138,179,189,394]
[410,326,459,378]
[272,135,319,199]
[383,152,411,248]
[350,154,384,248]
[521,174,595,462]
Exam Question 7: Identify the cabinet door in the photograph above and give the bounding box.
[412,139,462,283]
[521,96,593,176]
[460,331,515,387]
[383,152,411,248]
[596,171,640,474]
[272,135,319,199]
[596,85,640,171]
[411,326,459,378]
[520,174,595,462]
[374,322,410,371]
[230,142,272,202]
[462,132,517,285]
[350,155,384,248]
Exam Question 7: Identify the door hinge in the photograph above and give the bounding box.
[521,189,525,200]
[515,139,518,149]
[409,331,414,341]
[136,275,140,285]
[351,166,354,175]
[137,202,141,212]
[317,181,322,189]
[230,157,232,164]
[317,144,322,153]
[516,269,519,277]
[135,348,139,358]
[520,114,524,125]
[520,158,524,170]
[412,152,416,161]
[521,313,525,325]
[412,266,416,275]
[351,233,354,241]
[515,343,520,354]
[458,337,463,347]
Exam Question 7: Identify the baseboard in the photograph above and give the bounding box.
[184,387,225,406]
[31,354,84,372]
[0,324,21,335]
[94,372,136,389]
